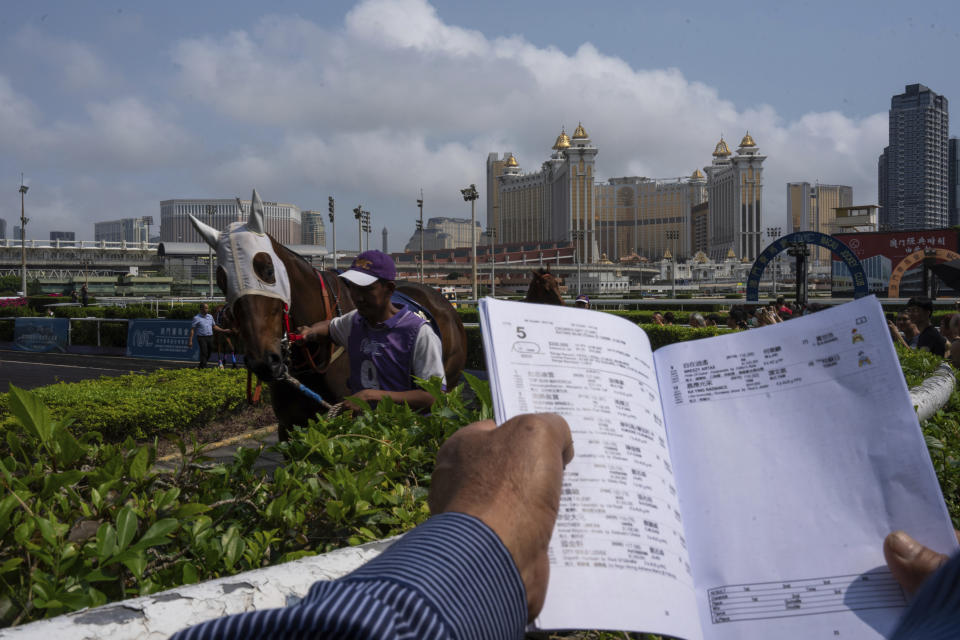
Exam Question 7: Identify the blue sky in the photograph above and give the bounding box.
[1,0,956,250]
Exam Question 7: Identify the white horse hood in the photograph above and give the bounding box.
[218,221,291,307]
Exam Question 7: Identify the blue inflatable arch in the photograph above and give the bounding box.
[745,231,869,303]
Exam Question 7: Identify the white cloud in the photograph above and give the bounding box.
[13,26,112,91]
[4,0,890,244]
[0,75,193,171]
[170,0,886,234]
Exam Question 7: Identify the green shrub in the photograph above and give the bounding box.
[0,370,248,442]
[0,378,485,625]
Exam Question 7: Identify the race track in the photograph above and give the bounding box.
[0,349,198,390]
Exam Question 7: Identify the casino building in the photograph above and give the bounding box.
[488,125,760,263]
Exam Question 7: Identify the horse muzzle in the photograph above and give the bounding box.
[248,349,287,382]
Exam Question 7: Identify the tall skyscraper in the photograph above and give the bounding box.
[301,210,327,246]
[705,133,765,261]
[786,182,853,265]
[878,84,949,230]
[0,219,7,240]
[950,137,959,227]
[486,152,513,240]
[382,227,388,253]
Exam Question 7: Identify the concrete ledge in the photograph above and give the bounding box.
[0,537,397,639]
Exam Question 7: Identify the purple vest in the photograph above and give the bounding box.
[348,306,427,393]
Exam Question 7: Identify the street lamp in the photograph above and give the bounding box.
[361,210,371,251]
[205,204,216,297]
[485,227,497,298]
[460,184,479,301]
[417,191,424,284]
[328,196,337,270]
[18,176,28,297]
[765,227,782,296]
[571,229,584,295]
[665,229,679,299]
[353,206,363,254]
[787,241,810,307]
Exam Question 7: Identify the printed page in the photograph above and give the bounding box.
[480,298,702,640]
[653,296,959,640]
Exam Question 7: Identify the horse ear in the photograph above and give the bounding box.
[188,214,220,248]
[247,189,266,234]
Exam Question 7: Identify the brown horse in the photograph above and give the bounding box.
[190,191,467,439]
[524,268,565,305]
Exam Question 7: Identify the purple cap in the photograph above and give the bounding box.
[575,294,590,304]
[340,250,397,286]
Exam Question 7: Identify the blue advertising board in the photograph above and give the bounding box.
[126,319,199,361]
[13,318,69,352]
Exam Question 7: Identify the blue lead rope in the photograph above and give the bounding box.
[282,373,335,411]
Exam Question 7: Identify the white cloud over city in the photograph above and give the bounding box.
[3,0,889,244]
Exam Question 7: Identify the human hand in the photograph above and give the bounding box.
[296,325,315,341]
[884,530,960,597]
[428,413,574,621]
[343,388,385,412]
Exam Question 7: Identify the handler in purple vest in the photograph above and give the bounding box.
[298,250,445,411]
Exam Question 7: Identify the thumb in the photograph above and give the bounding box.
[884,531,951,597]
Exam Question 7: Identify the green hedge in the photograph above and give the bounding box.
[0,378,475,625]
[1,346,958,627]
[0,369,248,442]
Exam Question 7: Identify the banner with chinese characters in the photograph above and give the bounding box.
[831,230,960,296]
[13,318,69,353]
[126,319,199,360]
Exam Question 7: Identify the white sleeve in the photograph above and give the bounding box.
[412,325,447,389]
[328,310,356,347]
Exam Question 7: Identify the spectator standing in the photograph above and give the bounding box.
[80,283,88,307]
[906,296,947,356]
[188,303,221,369]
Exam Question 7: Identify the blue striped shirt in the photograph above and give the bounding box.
[170,512,527,639]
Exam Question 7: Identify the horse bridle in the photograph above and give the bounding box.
[280,269,346,377]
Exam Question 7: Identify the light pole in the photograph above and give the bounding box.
[485,227,497,298]
[417,191,424,284]
[142,215,153,246]
[460,184,479,301]
[765,226,782,296]
[665,229,679,299]
[571,229,584,295]
[328,197,336,270]
[205,204,216,297]
[361,210,371,251]
[353,206,363,254]
[18,177,28,296]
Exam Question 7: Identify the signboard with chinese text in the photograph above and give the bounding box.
[832,230,959,296]
[126,319,199,361]
[13,318,69,353]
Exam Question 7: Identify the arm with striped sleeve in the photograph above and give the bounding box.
[170,512,527,640]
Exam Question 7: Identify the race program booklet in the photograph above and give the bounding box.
[478,295,958,640]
